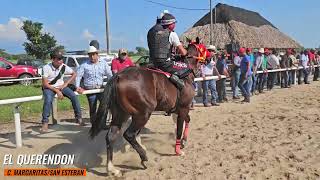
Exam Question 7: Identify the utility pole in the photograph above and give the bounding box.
[209,0,213,45]
[105,0,110,54]
[215,3,217,24]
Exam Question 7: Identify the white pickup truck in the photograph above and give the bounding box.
[62,53,117,72]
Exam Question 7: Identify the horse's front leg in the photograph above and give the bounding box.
[181,114,191,149]
[176,108,189,156]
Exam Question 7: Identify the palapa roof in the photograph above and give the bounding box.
[181,3,302,49]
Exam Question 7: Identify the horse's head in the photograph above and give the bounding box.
[186,42,208,77]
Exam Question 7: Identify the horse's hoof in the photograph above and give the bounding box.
[181,139,187,149]
[107,162,122,177]
[107,169,122,177]
[141,160,148,169]
[175,150,185,156]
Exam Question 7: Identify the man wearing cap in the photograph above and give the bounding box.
[76,46,112,124]
[309,49,319,81]
[111,48,135,75]
[238,47,252,103]
[246,48,256,95]
[314,51,320,81]
[216,51,229,103]
[280,50,291,88]
[41,49,83,131]
[298,50,310,84]
[147,13,191,90]
[200,45,220,107]
[231,51,241,99]
[266,49,280,90]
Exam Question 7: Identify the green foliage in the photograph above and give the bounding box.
[135,46,149,56]
[0,49,33,61]
[0,49,10,59]
[111,47,149,57]
[128,51,135,56]
[21,20,64,59]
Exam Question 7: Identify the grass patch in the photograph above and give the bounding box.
[0,83,88,123]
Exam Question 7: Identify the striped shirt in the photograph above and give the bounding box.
[75,59,112,89]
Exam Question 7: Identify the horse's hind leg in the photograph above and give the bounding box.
[106,108,129,177]
[123,114,149,169]
[106,126,121,177]
[123,117,146,152]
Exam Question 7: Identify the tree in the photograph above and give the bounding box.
[0,49,10,59]
[21,20,64,60]
[135,46,148,56]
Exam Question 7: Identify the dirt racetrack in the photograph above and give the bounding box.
[0,82,320,180]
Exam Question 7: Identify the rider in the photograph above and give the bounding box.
[147,10,169,53]
[147,13,191,90]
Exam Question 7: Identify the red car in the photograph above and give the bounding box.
[0,57,38,85]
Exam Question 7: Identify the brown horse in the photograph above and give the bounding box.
[89,44,201,176]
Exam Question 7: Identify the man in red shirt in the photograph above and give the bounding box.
[111,48,135,74]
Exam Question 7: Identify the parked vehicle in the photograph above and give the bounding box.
[63,52,116,72]
[62,52,117,86]
[16,59,45,75]
[0,57,39,86]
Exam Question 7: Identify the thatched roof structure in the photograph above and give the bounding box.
[181,3,302,49]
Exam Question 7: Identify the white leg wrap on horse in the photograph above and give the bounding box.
[107,161,121,177]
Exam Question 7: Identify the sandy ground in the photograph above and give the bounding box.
[0,82,320,180]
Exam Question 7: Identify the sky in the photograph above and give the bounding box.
[0,0,319,54]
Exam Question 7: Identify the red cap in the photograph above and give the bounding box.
[246,48,252,52]
[264,48,269,54]
[239,47,246,54]
[286,49,292,54]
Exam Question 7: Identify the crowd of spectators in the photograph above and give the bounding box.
[195,46,320,107]
[40,39,320,131]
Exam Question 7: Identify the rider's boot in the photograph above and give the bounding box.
[170,74,184,90]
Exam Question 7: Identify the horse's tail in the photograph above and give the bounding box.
[89,75,118,139]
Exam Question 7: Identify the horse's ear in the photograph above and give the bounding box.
[196,37,200,44]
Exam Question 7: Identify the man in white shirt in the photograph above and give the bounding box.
[41,49,83,132]
[298,50,310,84]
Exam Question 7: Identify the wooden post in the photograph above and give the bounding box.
[52,98,58,124]
[13,104,22,148]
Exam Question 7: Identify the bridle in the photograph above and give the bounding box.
[187,43,207,63]
[185,43,208,78]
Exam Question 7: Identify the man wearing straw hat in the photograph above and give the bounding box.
[255,48,268,93]
[76,45,112,125]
